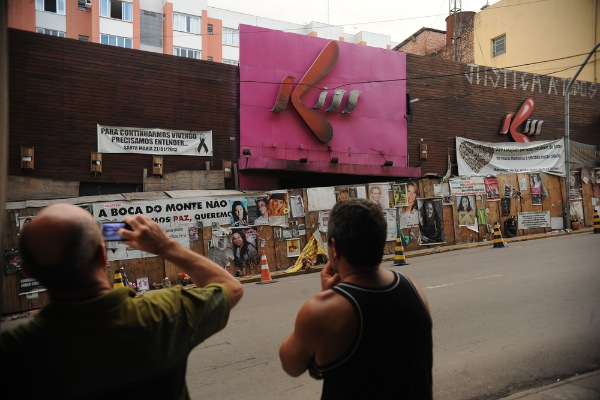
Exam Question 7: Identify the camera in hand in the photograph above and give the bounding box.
[102,222,132,241]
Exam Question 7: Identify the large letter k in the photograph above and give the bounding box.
[271,41,339,143]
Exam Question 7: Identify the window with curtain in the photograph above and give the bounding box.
[173,12,201,34]
[173,46,201,60]
[122,2,132,21]
[100,0,110,17]
[222,27,239,46]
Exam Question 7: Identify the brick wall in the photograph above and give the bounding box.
[396,29,446,56]
[405,54,600,177]
[8,29,239,191]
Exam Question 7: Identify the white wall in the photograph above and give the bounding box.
[35,10,65,31]
[100,17,133,38]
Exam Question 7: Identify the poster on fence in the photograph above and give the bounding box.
[449,177,486,196]
[484,177,500,201]
[456,137,565,177]
[517,211,551,229]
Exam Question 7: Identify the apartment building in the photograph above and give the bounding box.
[8,0,396,65]
[473,0,599,83]
[395,0,599,83]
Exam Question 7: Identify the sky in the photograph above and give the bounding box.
[208,0,500,44]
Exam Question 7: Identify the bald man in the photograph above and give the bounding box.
[0,204,243,399]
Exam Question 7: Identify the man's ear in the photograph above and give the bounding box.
[96,242,108,267]
[328,237,339,260]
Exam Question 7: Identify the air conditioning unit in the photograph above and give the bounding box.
[85,0,92,8]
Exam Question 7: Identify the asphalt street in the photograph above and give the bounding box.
[185,231,600,399]
[2,231,598,399]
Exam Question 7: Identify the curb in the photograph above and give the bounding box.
[499,369,600,399]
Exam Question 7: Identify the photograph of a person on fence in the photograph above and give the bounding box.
[418,198,445,245]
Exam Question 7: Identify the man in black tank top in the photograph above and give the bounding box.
[280,199,433,399]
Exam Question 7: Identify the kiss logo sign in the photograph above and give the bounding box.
[270,41,361,144]
[498,98,544,142]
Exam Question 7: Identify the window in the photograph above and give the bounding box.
[222,59,239,66]
[78,0,91,11]
[100,0,133,22]
[207,24,213,35]
[79,35,90,41]
[207,56,213,61]
[35,0,65,15]
[173,46,201,60]
[222,27,239,46]
[36,27,66,37]
[492,34,506,57]
[100,33,133,48]
[173,12,200,34]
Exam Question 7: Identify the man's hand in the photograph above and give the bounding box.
[120,215,244,308]
[120,215,174,257]
[320,261,340,291]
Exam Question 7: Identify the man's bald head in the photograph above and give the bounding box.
[19,204,104,292]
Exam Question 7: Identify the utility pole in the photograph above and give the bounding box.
[449,0,462,62]
[564,41,600,228]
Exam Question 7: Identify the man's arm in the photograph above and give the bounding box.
[279,299,320,377]
[407,276,430,313]
[280,288,355,378]
[121,215,243,307]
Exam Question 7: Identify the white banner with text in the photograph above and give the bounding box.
[449,177,486,195]
[457,137,565,177]
[517,211,551,229]
[93,197,233,261]
[97,124,212,156]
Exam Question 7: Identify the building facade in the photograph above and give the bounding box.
[395,1,600,84]
[4,26,600,315]
[7,0,396,66]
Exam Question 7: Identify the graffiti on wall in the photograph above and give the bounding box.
[465,64,597,99]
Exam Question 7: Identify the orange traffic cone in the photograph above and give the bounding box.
[256,251,277,285]
[113,268,124,288]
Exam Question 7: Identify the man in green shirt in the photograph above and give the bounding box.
[1,204,243,399]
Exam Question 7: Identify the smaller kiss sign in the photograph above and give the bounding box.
[498,98,544,142]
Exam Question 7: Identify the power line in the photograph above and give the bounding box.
[235,51,599,90]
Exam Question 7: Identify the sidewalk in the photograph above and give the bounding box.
[499,370,600,399]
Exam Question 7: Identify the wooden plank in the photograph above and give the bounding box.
[144,170,225,192]
[7,176,79,202]
[580,167,594,227]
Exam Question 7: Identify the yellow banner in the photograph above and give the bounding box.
[286,233,327,273]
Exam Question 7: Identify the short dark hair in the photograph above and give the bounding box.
[327,199,386,268]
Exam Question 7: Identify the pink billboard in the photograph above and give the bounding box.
[239,25,414,187]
